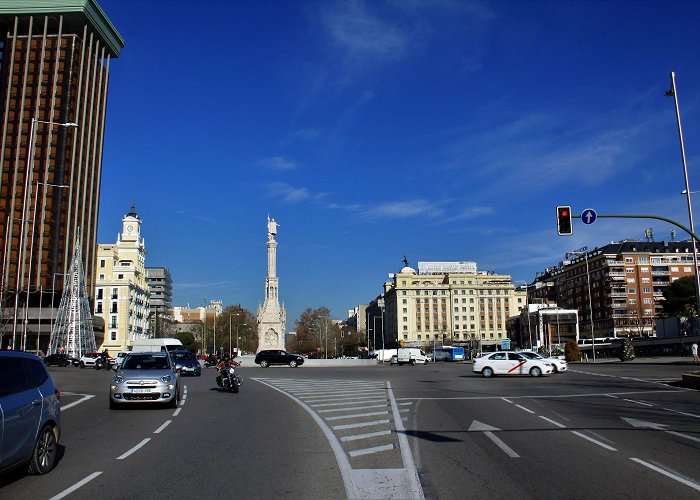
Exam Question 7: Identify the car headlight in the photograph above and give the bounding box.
[161,375,172,383]
[114,375,124,383]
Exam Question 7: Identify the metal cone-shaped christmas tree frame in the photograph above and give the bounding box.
[48,230,96,357]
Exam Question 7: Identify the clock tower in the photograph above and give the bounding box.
[122,203,141,242]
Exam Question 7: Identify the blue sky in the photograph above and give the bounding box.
[96,0,700,325]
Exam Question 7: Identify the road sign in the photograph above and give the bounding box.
[501,339,510,350]
[581,208,597,225]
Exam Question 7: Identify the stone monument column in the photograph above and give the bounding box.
[256,216,286,352]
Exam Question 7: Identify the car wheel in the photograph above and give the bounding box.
[169,394,178,408]
[79,362,85,369]
[410,359,416,366]
[260,360,269,368]
[482,367,494,378]
[530,366,542,377]
[28,425,58,475]
[289,360,298,368]
[424,360,429,365]
[62,361,69,367]
[551,365,558,373]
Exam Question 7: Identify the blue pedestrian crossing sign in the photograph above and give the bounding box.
[581,208,597,225]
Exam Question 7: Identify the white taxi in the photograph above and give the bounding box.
[472,351,553,378]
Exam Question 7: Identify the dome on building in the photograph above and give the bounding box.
[400,266,417,274]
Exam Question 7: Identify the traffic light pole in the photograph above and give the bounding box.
[573,212,700,314]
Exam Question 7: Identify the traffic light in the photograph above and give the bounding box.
[557,205,572,235]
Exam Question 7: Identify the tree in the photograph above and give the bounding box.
[173,330,197,352]
[564,340,580,362]
[661,276,697,317]
[292,306,335,356]
[214,305,257,355]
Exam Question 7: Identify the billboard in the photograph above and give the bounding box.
[418,261,477,275]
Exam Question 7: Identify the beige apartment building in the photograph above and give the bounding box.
[94,206,149,355]
[383,261,526,347]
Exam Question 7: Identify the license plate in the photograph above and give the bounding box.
[131,388,151,393]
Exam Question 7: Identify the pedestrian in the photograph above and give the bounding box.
[692,342,699,362]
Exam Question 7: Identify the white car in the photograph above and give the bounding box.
[519,351,567,373]
[472,351,553,378]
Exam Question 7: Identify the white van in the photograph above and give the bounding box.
[395,348,430,365]
[131,338,183,353]
[373,349,398,362]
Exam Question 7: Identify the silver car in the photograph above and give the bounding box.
[0,351,61,474]
[109,352,181,409]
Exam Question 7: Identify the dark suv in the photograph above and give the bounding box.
[254,350,304,368]
[43,353,71,367]
[0,351,61,475]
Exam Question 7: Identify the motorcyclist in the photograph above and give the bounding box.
[216,353,241,388]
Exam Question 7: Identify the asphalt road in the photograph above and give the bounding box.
[2,361,699,499]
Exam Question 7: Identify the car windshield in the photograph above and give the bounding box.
[521,352,542,359]
[122,355,170,370]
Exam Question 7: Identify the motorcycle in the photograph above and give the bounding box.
[216,362,241,393]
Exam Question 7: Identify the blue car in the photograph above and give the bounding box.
[0,350,61,475]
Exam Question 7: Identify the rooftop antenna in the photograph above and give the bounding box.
[671,229,677,242]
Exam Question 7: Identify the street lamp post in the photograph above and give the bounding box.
[23,182,70,349]
[567,248,596,362]
[236,323,247,355]
[12,118,77,350]
[667,72,700,314]
[228,312,242,357]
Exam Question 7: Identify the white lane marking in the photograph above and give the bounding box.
[303,393,388,403]
[172,407,182,417]
[502,397,513,403]
[468,421,519,458]
[515,404,535,414]
[539,416,567,428]
[570,431,617,451]
[623,398,654,407]
[605,394,619,398]
[254,378,424,499]
[664,408,700,419]
[325,411,389,421]
[397,389,686,401]
[332,419,391,431]
[48,471,103,500]
[318,404,387,413]
[340,430,392,442]
[349,444,394,457]
[631,458,700,492]
[295,388,387,396]
[60,393,95,411]
[117,438,151,459]
[154,420,172,434]
[311,399,386,408]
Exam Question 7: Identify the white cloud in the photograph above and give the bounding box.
[258,156,298,171]
[365,199,444,219]
[267,182,312,204]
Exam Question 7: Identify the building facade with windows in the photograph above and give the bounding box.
[383,262,526,348]
[0,1,123,349]
[534,240,697,339]
[94,206,149,355]
[146,266,173,336]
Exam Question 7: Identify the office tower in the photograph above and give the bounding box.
[0,0,123,350]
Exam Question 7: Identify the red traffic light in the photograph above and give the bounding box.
[557,205,572,235]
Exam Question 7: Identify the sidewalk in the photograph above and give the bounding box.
[575,356,699,365]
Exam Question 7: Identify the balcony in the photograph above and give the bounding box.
[651,269,670,275]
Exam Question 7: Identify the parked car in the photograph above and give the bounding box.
[472,351,553,378]
[169,349,201,376]
[109,352,181,409]
[0,351,61,475]
[254,350,304,368]
[43,353,71,367]
[519,351,568,373]
[78,351,112,370]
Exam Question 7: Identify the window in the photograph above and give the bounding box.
[111,331,117,341]
[111,316,117,328]
[628,288,636,294]
[625,257,633,263]
[96,302,103,314]
[96,288,103,300]
[643,298,652,304]
[402,299,407,304]
[626,268,634,273]
[643,288,651,294]
[627,278,635,283]
[100,259,105,268]
[629,299,637,304]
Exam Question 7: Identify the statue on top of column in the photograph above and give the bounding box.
[267,215,278,239]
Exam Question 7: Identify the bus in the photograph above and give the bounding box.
[433,346,465,361]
